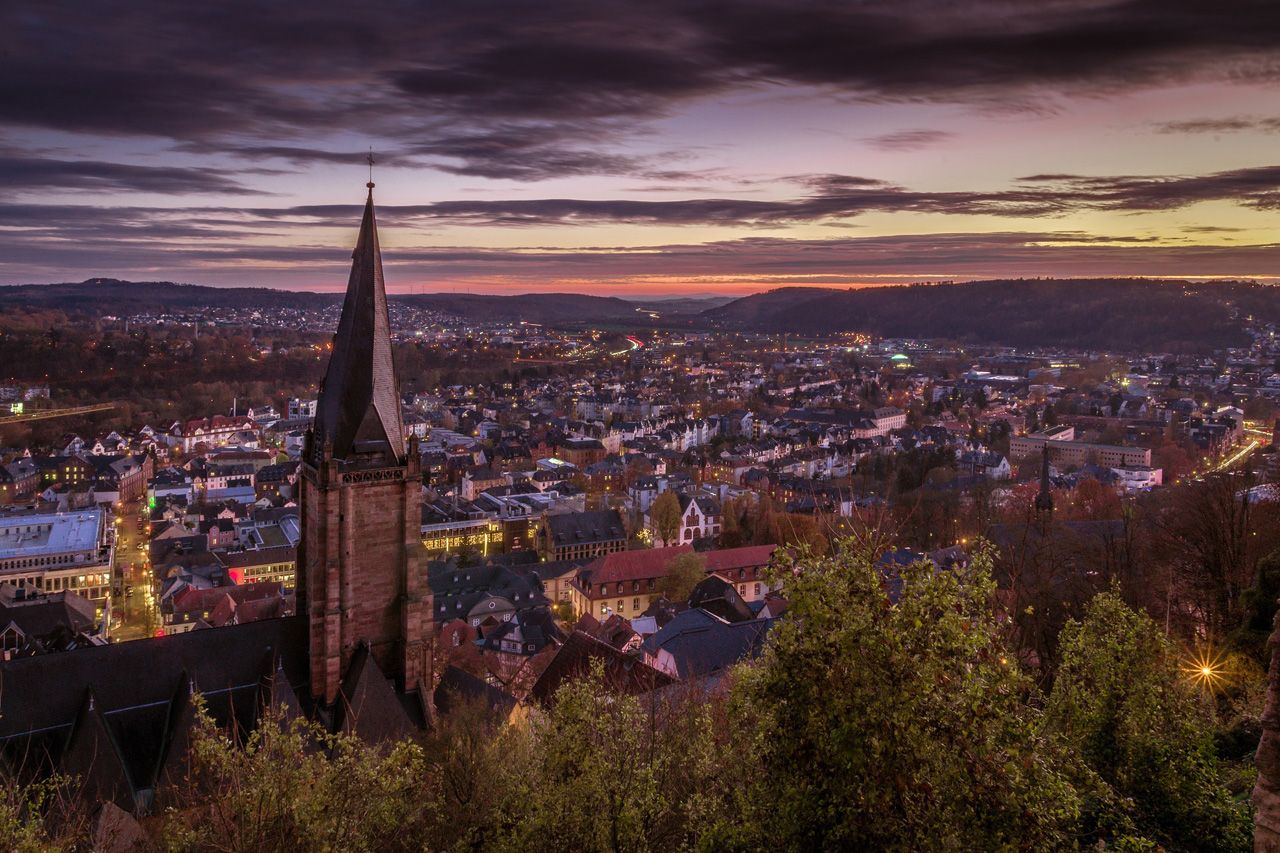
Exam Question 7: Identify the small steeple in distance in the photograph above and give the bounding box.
[1034,443,1054,529]
[312,172,405,465]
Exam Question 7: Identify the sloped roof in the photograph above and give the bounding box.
[530,630,674,705]
[0,616,311,812]
[312,188,406,464]
[646,616,776,680]
[336,643,415,744]
[582,545,693,585]
[62,689,136,812]
[0,584,97,648]
[700,545,776,574]
[433,665,517,719]
[152,676,198,810]
[545,509,626,546]
[687,575,755,623]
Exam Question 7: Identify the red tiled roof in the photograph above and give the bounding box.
[582,544,778,588]
[171,581,282,615]
[585,545,693,584]
[701,545,777,574]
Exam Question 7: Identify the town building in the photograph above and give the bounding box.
[0,583,104,658]
[0,509,114,607]
[569,544,776,618]
[215,544,297,589]
[1009,433,1152,468]
[538,509,627,561]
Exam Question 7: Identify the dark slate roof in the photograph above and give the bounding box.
[687,576,754,624]
[62,690,138,812]
[530,630,674,705]
[477,607,566,654]
[640,609,720,653]
[312,188,406,465]
[644,615,776,680]
[427,562,549,622]
[152,679,199,811]
[0,584,99,653]
[334,642,415,744]
[433,665,517,719]
[544,510,625,546]
[0,616,310,814]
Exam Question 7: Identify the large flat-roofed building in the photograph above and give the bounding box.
[1009,434,1151,468]
[0,509,114,607]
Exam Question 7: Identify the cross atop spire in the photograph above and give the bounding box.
[367,148,375,189]
[311,183,405,465]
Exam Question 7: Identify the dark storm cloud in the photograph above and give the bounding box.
[5,160,1280,283]
[5,1,1280,182]
[7,160,1277,244]
[691,0,1280,104]
[403,127,649,180]
[1016,166,1280,211]
[173,145,420,168]
[0,156,258,194]
[296,164,1280,224]
[864,130,953,152]
[1156,116,1280,134]
[4,226,1277,287]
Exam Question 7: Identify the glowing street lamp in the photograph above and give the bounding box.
[1181,647,1229,692]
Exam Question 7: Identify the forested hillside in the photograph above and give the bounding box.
[705,279,1276,350]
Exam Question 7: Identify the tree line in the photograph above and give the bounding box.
[5,542,1259,851]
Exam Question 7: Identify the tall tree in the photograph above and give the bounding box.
[1047,591,1250,851]
[650,490,682,547]
[732,544,1084,849]
[658,552,706,603]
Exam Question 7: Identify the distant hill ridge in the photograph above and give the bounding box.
[0,279,684,323]
[703,279,1279,350]
[1,277,1275,350]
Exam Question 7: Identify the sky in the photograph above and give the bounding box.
[3,0,1280,296]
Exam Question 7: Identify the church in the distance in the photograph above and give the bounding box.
[0,184,434,814]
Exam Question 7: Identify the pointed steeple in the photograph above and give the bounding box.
[1034,443,1054,528]
[312,183,405,463]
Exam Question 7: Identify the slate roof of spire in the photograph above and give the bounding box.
[334,642,417,743]
[313,186,405,464]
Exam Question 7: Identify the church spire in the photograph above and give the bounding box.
[1034,443,1054,529]
[312,182,406,464]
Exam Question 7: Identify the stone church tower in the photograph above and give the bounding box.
[299,181,429,706]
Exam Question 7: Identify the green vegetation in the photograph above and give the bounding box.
[649,490,682,547]
[732,545,1085,850]
[1048,591,1252,851]
[656,552,705,602]
[5,543,1260,850]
